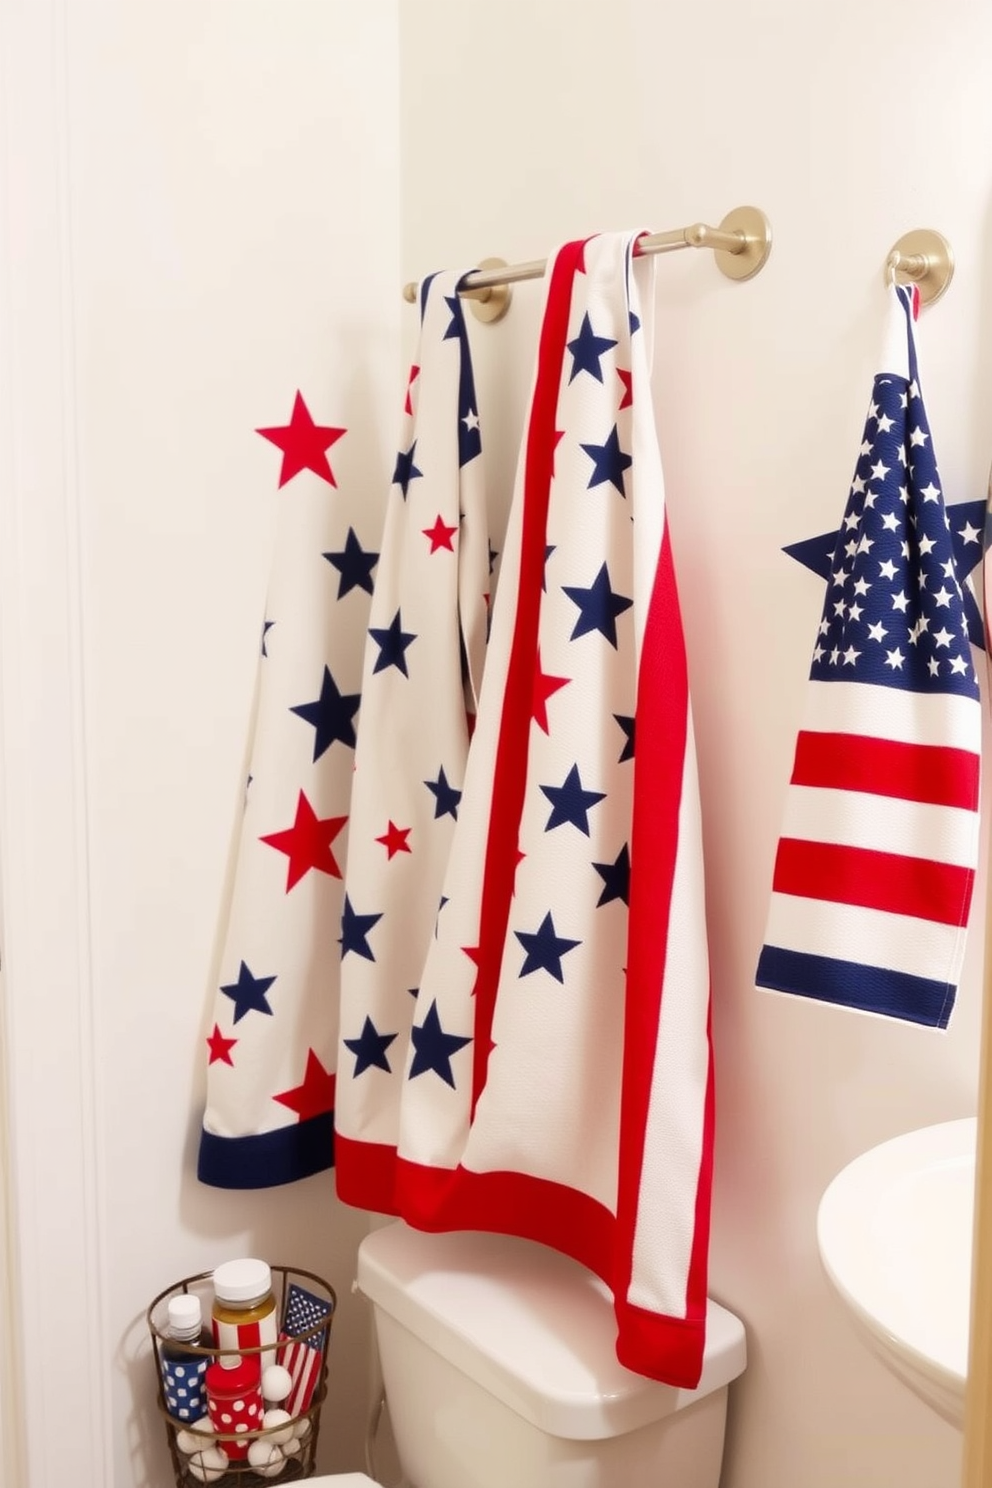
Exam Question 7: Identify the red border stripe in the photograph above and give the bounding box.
[470,239,588,1108]
[791,731,979,810]
[614,522,711,1354]
[773,836,975,925]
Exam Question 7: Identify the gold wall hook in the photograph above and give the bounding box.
[709,205,773,282]
[463,258,513,324]
[885,229,954,306]
[400,259,513,323]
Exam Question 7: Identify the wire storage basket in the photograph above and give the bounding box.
[147,1264,336,1485]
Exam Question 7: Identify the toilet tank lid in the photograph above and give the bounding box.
[356,1222,746,1442]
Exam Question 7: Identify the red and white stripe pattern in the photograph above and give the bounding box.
[277,1332,322,1416]
[213,1311,278,1374]
[337,232,714,1388]
[757,284,981,1028]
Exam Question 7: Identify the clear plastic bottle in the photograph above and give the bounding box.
[211,1257,278,1371]
[160,1293,213,1422]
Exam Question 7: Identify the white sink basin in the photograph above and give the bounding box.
[817,1117,975,1427]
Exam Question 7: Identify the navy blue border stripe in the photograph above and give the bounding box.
[197,1112,335,1190]
[756,945,954,1030]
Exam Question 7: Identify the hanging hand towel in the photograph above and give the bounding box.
[337,232,714,1390]
[198,394,377,1187]
[756,283,981,1028]
[334,272,490,1206]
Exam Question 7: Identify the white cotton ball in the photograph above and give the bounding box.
[261,1408,294,1445]
[293,1415,311,1440]
[281,1434,301,1456]
[261,1363,293,1403]
[187,1445,228,1483]
[247,1437,287,1478]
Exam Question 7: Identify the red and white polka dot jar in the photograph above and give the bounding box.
[203,1356,263,1461]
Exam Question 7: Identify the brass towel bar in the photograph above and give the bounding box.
[402,204,772,323]
[401,215,957,323]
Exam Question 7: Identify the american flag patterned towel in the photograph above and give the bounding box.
[334,271,490,1198]
[756,283,981,1028]
[198,393,376,1187]
[336,233,714,1390]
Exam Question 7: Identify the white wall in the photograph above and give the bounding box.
[398,2,992,1485]
[3,3,990,1486]
[0,3,400,1485]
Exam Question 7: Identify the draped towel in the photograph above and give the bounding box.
[756,283,981,1028]
[336,233,714,1390]
[334,272,490,1188]
[199,394,374,1187]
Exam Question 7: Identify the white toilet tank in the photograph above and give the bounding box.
[356,1222,746,1488]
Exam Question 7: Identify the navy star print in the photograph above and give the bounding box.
[344,1015,397,1076]
[567,313,618,383]
[424,765,461,820]
[408,1000,471,1087]
[220,961,276,1022]
[442,295,483,467]
[515,912,581,984]
[324,527,379,598]
[593,844,631,907]
[614,714,635,762]
[369,610,417,676]
[290,666,360,759]
[393,440,423,499]
[581,424,632,496]
[339,895,383,961]
[539,763,605,835]
[563,562,633,647]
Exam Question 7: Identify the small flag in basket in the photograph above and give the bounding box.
[278,1283,333,1416]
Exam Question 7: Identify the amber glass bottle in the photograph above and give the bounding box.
[211,1257,278,1371]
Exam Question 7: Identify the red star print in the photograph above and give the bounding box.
[617,368,633,409]
[462,945,481,997]
[256,391,346,488]
[375,820,412,859]
[404,365,420,416]
[273,1049,336,1123]
[422,514,458,553]
[206,1024,237,1067]
[260,791,348,890]
[532,651,570,733]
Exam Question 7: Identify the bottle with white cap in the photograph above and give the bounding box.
[211,1257,278,1372]
[160,1292,213,1422]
